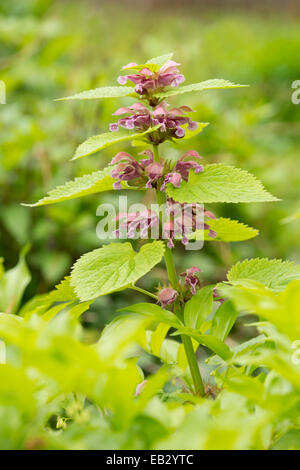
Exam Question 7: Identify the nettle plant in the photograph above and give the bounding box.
[27,53,300,398]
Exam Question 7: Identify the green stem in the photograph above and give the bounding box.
[153,144,204,396]
[130,285,158,301]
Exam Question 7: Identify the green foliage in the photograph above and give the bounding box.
[0,246,31,314]
[70,241,165,301]
[73,127,160,160]
[227,258,300,291]
[183,285,214,329]
[157,79,248,99]
[1,1,300,451]
[57,86,137,101]
[24,167,135,207]
[191,217,259,242]
[166,164,278,203]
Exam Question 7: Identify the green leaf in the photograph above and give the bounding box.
[211,301,239,341]
[23,167,136,207]
[146,52,174,66]
[227,258,300,291]
[157,79,248,99]
[184,286,214,329]
[118,303,182,328]
[166,164,278,204]
[73,126,159,160]
[179,122,209,140]
[173,329,232,360]
[191,217,259,242]
[0,245,31,314]
[71,241,165,301]
[272,429,300,450]
[149,323,171,357]
[55,86,137,101]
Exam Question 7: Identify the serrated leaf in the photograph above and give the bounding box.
[55,86,137,101]
[166,164,278,204]
[157,79,248,99]
[146,52,174,66]
[71,241,165,301]
[190,218,259,242]
[227,258,300,291]
[73,126,159,160]
[23,167,136,207]
[184,286,214,329]
[118,303,182,328]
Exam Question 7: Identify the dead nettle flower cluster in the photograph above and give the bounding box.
[117,60,185,96]
[109,58,218,306]
[109,149,203,190]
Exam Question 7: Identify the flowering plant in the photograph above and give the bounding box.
[27,52,294,399]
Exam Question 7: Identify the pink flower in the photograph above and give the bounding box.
[160,172,182,191]
[180,267,202,295]
[109,152,144,189]
[117,60,185,95]
[145,162,163,188]
[113,210,159,239]
[174,150,204,180]
[158,287,178,308]
[160,150,203,191]
[109,102,198,142]
[162,201,217,248]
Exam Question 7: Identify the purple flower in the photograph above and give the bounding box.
[109,152,143,189]
[109,102,198,142]
[158,287,178,308]
[160,150,204,191]
[180,267,202,295]
[145,162,163,188]
[117,60,185,95]
[152,102,197,140]
[174,151,204,181]
[160,172,182,191]
[162,201,217,248]
[113,210,159,239]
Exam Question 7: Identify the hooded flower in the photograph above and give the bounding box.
[160,150,204,191]
[113,209,159,239]
[180,267,202,295]
[117,60,185,95]
[162,200,217,248]
[109,102,198,142]
[109,152,144,189]
[158,287,178,308]
[145,162,164,188]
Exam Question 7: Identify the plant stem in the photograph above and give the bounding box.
[153,144,205,396]
[130,285,158,301]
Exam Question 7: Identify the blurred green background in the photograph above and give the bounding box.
[1,0,300,327]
